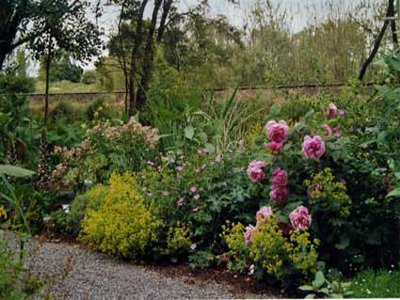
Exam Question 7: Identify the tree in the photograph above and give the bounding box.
[28,0,102,124]
[38,53,83,83]
[359,0,398,81]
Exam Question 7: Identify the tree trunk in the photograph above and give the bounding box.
[128,0,149,117]
[135,0,165,111]
[44,53,51,124]
[359,0,395,80]
[390,0,399,47]
[0,51,6,72]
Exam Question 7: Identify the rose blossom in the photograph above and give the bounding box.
[245,225,256,244]
[267,141,283,152]
[271,168,287,187]
[289,206,312,230]
[333,126,341,137]
[247,160,267,183]
[322,124,332,137]
[302,136,325,161]
[265,120,289,143]
[329,102,338,118]
[256,206,273,224]
[270,186,289,203]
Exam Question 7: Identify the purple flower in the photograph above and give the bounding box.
[333,126,341,137]
[176,166,184,172]
[270,186,289,203]
[340,179,347,186]
[322,124,332,137]
[194,194,200,200]
[302,136,326,161]
[289,206,312,230]
[247,160,267,183]
[215,155,222,163]
[176,198,184,206]
[190,187,197,193]
[265,120,289,143]
[271,168,287,187]
[245,225,256,244]
[267,141,283,152]
[328,102,338,119]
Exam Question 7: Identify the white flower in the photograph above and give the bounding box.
[190,243,197,250]
[62,204,70,214]
[248,264,255,276]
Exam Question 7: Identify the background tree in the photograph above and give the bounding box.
[28,0,102,124]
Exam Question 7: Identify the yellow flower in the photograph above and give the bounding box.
[0,206,7,219]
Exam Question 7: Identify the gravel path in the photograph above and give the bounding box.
[20,240,278,300]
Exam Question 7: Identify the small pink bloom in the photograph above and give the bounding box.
[329,102,338,119]
[192,207,198,213]
[267,141,283,152]
[265,120,289,143]
[195,168,201,173]
[247,160,267,183]
[256,206,273,224]
[194,194,200,200]
[176,166,184,171]
[176,198,184,206]
[302,136,325,161]
[271,168,287,187]
[215,155,222,163]
[333,126,341,137]
[340,179,347,186]
[248,264,255,276]
[190,187,197,193]
[289,206,312,230]
[322,124,332,137]
[162,191,170,197]
[270,186,289,203]
[176,173,181,179]
[168,157,175,163]
[245,225,256,244]
[147,160,155,166]
[157,166,163,172]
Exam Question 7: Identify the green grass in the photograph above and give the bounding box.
[351,268,400,298]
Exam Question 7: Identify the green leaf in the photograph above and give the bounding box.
[305,294,315,299]
[335,236,350,250]
[387,188,400,198]
[0,165,35,178]
[299,285,314,291]
[313,271,325,288]
[319,288,329,295]
[184,126,195,140]
[269,103,281,116]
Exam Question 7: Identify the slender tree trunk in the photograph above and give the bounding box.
[128,0,149,117]
[44,52,51,124]
[390,0,399,47]
[0,51,6,72]
[359,0,395,80]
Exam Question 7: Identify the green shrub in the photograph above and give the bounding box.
[0,233,45,299]
[85,97,111,121]
[351,269,400,298]
[79,172,162,260]
[81,70,97,85]
[49,101,83,123]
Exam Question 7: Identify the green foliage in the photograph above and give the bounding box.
[222,217,319,288]
[351,268,400,298]
[0,233,45,300]
[79,172,162,260]
[81,70,97,85]
[49,101,83,123]
[38,53,83,83]
[299,271,353,299]
[51,194,89,236]
[84,97,112,121]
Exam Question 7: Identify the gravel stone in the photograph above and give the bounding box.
[20,240,276,300]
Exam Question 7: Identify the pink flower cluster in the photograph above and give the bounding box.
[245,206,273,244]
[270,168,289,203]
[265,120,289,153]
[289,206,312,230]
[322,124,341,137]
[302,136,325,161]
[247,160,267,183]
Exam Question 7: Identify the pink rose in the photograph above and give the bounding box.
[265,120,289,143]
[289,206,312,230]
[302,136,325,161]
[245,224,256,244]
[247,160,267,183]
[333,126,341,137]
[271,168,287,187]
[270,186,289,203]
[322,124,332,137]
[329,102,337,119]
[267,141,283,152]
[256,206,273,224]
